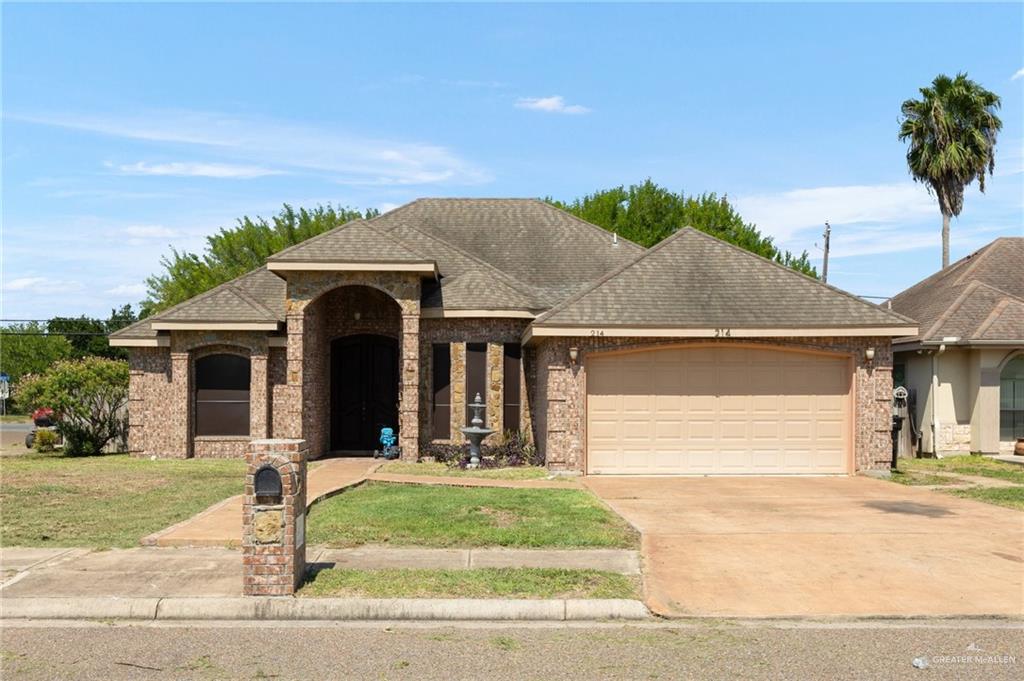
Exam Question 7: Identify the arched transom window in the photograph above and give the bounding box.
[195,353,251,437]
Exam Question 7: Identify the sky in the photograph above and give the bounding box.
[3,2,1022,320]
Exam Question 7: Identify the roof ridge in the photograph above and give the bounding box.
[527,198,646,252]
[973,297,1013,339]
[679,227,918,325]
[534,226,691,325]
[952,239,1002,286]
[922,280,981,340]
[226,278,281,320]
[268,219,366,260]
[386,222,549,306]
[143,266,273,324]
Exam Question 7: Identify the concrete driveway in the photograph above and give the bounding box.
[584,475,1024,618]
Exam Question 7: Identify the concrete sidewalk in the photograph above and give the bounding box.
[142,457,381,548]
[0,545,640,599]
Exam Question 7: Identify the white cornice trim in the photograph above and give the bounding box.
[150,321,282,331]
[108,337,170,347]
[267,261,437,274]
[421,308,536,319]
[523,325,918,343]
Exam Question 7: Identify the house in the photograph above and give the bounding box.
[110,199,916,475]
[889,237,1024,455]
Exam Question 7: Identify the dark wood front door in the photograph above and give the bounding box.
[330,334,399,451]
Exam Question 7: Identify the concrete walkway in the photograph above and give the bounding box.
[310,546,639,574]
[142,458,381,548]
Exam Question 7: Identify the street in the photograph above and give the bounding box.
[1,619,1021,680]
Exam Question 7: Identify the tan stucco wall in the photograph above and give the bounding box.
[897,346,1021,455]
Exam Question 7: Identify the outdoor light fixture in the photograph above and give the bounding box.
[354,312,361,320]
[865,347,876,361]
[569,347,579,365]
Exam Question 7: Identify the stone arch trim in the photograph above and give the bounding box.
[997,348,1024,373]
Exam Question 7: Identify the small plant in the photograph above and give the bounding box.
[33,429,59,453]
[419,431,542,469]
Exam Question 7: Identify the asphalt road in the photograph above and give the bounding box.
[1,619,1021,680]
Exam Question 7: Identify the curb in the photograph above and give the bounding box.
[0,597,650,622]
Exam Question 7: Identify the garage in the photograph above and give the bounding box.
[586,345,852,475]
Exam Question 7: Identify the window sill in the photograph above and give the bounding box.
[194,435,252,442]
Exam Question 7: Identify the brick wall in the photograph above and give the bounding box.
[533,336,893,473]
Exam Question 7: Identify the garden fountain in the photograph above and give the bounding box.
[460,392,494,468]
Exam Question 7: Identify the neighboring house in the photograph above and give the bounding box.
[889,237,1024,455]
[110,199,915,475]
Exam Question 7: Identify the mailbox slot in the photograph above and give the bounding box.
[254,465,283,504]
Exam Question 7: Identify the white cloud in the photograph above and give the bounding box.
[377,202,401,214]
[106,283,147,297]
[117,161,281,179]
[13,110,490,186]
[4,277,82,294]
[733,182,936,243]
[122,225,178,239]
[515,96,591,115]
[1011,67,1024,81]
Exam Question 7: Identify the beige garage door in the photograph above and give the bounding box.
[586,346,851,475]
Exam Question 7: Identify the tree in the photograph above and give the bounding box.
[899,73,1002,268]
[16,357,129,456]
[143,204,379,315]
[547,180,817,277]
[48,305,138,361]
[0,323,74,412]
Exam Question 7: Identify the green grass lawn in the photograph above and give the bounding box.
[895,455,1024,484]
[378,461,550,480]
[307,481,638,549]
[0,414,30,423]
[950,487,1024,511]
[890,470,960,486]
[0,452,245,548]
[300,567,639,599]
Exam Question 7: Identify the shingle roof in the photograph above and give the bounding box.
[533,227,916,330]
[890,237,1024,344]
[370,199,643,299]
[109,268,285,339]
[387,222,551,311]
[267,220,432,264]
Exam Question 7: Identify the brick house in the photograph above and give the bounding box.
[110,199,916,475]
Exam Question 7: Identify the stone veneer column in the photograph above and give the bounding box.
[250,352,269,440]
[283,308,305,440]
[486,342,504,437]
[242,438,307,596]
[399,312,420,459]
[450,342,466,441]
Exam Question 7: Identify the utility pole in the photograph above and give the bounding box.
[821,221,831,284]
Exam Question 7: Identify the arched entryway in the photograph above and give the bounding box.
[331,334,398,451]
[311,284,403,454]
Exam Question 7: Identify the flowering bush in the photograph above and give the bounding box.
[17,357,129,456]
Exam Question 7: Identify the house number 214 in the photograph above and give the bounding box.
[714,328,732,337]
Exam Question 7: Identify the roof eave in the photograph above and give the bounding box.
[267,260,437,275]
[150,321,283,331]
[524,324,919,344]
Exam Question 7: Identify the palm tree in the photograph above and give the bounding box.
[899,73,1002,268]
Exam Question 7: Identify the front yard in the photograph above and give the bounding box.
[306,481,638,549]
[893,455,1024,510]
[0,453,245,547]
[376,460,550,480]
[301,567,638,599]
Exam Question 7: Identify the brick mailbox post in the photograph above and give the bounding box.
[243,438,307,596]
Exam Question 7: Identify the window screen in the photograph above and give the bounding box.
[466,342,487,426]
[432,343,451,439]
[503,343,522,433]
[195,354,250,436]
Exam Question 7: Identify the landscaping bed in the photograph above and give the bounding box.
[893,455,1024,510]
[306,481,638,549]
[0,453,245,547]
[377,461,550,480]
[300,567,639,599]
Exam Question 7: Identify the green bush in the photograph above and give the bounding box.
[16,357,129,456]
[420,431,541,469]
[33,429,59,453]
